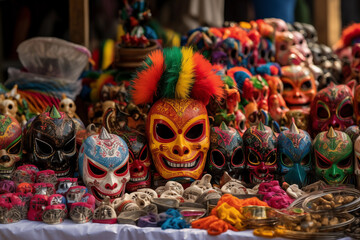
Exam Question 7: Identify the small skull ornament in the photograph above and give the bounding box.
[42,204,67,224]
[165,181,184,196]
[92,197,117,224]
[69,202,94,223]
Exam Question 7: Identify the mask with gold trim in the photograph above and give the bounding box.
[313,127,353,184]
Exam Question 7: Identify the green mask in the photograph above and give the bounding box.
[313,127,353,184]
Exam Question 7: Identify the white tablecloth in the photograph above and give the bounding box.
[0,220,352,240]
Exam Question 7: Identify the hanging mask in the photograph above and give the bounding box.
[206,122,245,185]
[0,115,22,180]
[147,98,210,181]
[120,131,151,192]
[24,106,77,177]
[313,127,353,184]
[278,121,312,187]
[243,122,277,184]
[78,127,129,205]
[281,65,317,111]
[310,82,354,137]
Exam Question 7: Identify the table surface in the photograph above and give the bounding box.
[0,219,352,240]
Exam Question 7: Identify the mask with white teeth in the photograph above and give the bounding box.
[206,122,245,185]
[243,121,278,184]
[146,98,210,180]
[24,106,77,177]
[0,115,22,180]
[78,127,130,206]
[120,131,151,192]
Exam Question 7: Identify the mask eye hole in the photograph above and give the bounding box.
[155,122,175,141]
[301,80,312,90]
[317,106,329,119]
[248,150,260,165]
[231,147,244,167]
[64,137,75,154]
[338,156,352,169]
[239,120,245,131]
[7,138,21,155]
[301,153,311,166]
[266,151,277,165]
[140,146,148,161]
[35,138,54,156]
[115,162,128,176]
[185,122,204,141]
[283,82,293,91]
[316,152,332,169]
[339,103,353,118]
[88,160,107,178]
[281,153,293,167]
[210,149,225,168]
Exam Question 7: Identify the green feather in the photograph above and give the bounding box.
[158,47,183,98]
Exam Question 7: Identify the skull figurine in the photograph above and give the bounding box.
[165,181,184,196]
[183,186,203,202]
[92,197,117,224]
[120,131,151,192]
[66,186,87,207]
[78,127,130,205]
[310,82,354,137]
[42,204,67,224]
[69,202,94,223]
[277,120,312,187]
[24,106,77,177]
[0,197,22,223]
[0,115,22,180]
[146,98,210,181]
[0,99,18,119]
[56,178,78,195]
[48,194,67,206]
[128,192,151,208]
[27,194,48,221]
[313,127,353,184]
[36,170,58,187]
[243,122,278,184]
[16,182,33,194]
[206,122,245,185]
[59,94,78,119]
[281,65,317,111]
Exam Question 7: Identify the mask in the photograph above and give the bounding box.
[275,31,305,66]
[146,98,210,180]
[351,43,360,80]
[310,83,354,136]
[278,121,312,187]
[78,127,129,205]
[313,127,353,184]
[250,75,269,111]
[281,65,317,111]
[25,106,77,177]
[120,131,151,192]
[257,37,275,65]
[0,115,22,180]
[265,18,288,32]
[243,122,277,184]
[266,75,289,123]
[206,122,245,185]
[292,31,313,64]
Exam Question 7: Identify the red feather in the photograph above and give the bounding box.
[131,50,164,105]
[191,52,224,105]
[343,23,360,47]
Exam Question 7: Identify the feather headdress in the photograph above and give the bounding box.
[131,47,224,105]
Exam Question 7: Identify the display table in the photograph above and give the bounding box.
[0,220,353,240]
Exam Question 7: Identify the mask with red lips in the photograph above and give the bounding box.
[120,131,151,192]
[78,127,129,205]
[146,98,210,181]
[243,121,277,184]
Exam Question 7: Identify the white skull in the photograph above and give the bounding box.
[137,188,158,200]
[190,174,212,191]
[129,192,151,208]
[165,181,184,195]
[196,189,222,204]
[112,193,140,214]
[286,184,304,199]
[160,190,184,203]
[0,99,18,118]
[221,181,247,194]
[183,186,203,202]
[155,186,166,196]
[59,98,77,118]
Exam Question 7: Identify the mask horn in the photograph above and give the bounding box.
[99,127,111,140]
[327,126,337,139]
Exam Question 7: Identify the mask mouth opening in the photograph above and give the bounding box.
[129,171,149,183]
[91,186,123,202]
[161,153,203,170]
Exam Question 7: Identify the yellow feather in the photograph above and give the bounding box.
[175,47,195,99]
